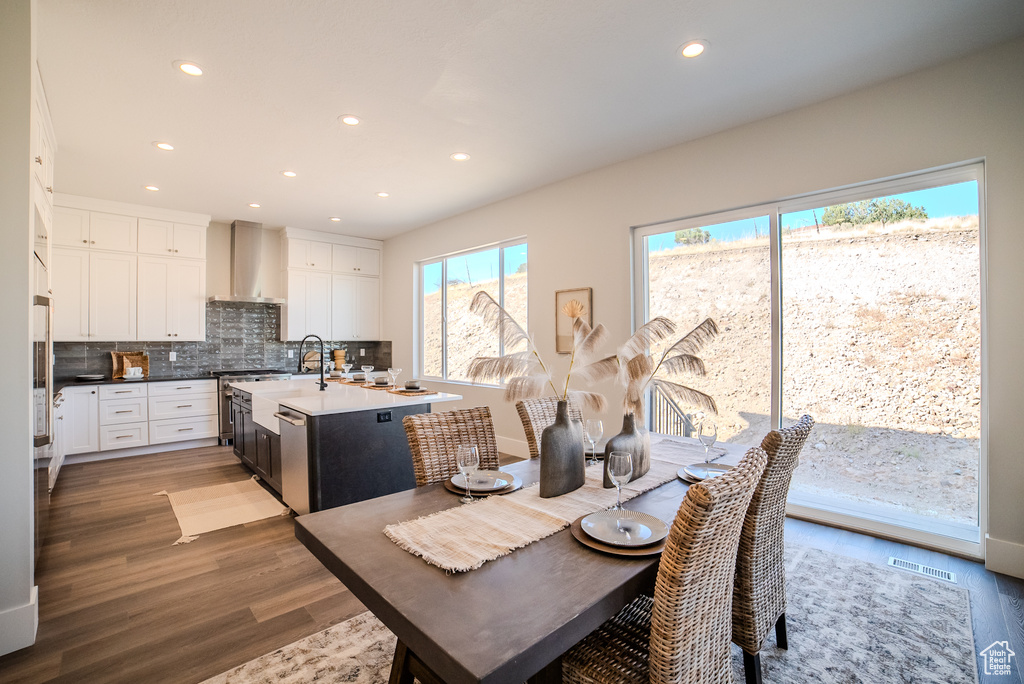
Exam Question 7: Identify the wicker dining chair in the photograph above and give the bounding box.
[402,406,501,486]
[732,414,814,684]
[562,445,768,684]
[515,397,584,459]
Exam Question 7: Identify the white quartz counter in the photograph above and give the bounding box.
[231,377,462,422]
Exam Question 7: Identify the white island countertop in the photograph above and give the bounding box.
[231,377,462,419]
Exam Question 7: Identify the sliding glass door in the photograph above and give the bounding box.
[634,163,984,555]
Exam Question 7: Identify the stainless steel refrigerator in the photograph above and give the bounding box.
[32,253,53,565]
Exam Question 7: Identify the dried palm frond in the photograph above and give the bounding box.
[467,290,610,407]
[614,315,720,419]
[567,390,607,413]
[664,318,719,357]
[617,317,676,361]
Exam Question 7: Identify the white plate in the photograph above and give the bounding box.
[682,463,734,482]
[580,509,669,548]
[76,374,104,381]
[451,470,514,492]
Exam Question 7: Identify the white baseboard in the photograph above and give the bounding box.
[985,535,1024,578]
[0,586,37,657]
[65,438,221,465]
[497,435,529,460]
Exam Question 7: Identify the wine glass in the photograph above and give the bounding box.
[585,419,603,466]
[699,420,718,466]
[388,367,402,387]
[607,451,633,510]
[456,445,480,504]
[361,364,374,384]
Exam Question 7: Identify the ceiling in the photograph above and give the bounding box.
[37,0,1024,240]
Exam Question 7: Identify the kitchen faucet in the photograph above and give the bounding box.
[297,334,328,391]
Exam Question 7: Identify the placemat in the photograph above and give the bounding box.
[384,437,713,572]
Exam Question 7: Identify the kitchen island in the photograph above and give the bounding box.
[230,378,461,513]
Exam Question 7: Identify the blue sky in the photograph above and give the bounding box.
[647,180,979,252]
[423,243,528,295]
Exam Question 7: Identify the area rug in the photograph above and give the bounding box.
[201,547,977,683]
[156,475,289,545]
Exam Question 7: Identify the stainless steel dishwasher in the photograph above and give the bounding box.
[275,407,311,515]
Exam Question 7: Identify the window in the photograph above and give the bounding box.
[420,241,528,382]
[634,163,984,556]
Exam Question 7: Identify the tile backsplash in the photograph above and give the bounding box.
[54,302,391,379]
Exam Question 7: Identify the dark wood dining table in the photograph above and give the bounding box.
[294,436,747,684]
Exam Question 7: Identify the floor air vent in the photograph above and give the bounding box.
[888,557,957,583]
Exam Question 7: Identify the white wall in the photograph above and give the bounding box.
[0,0,39,655]
[383,38,1024,576]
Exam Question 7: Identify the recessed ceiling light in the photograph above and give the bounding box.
[175,61,204,76]
[450,152,470,161]
[248,203,261,208]
[330,217,342,222]
[680,40,708,58]
[281,170,297,177]
[144,185,159,192]
[376,192,389,198]
[340,115,360,126]
[153,142,174,151]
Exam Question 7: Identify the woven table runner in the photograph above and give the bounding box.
[384,436,711,572]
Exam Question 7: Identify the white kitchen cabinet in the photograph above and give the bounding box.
[149,415,218,445]
[284,270,332,340]
[51,247,90,341]
[148,394,218,421]
[137,257,206,341]
[63,385,99,455]
[287,238,332,271]
[89,252,137,340]
[99,396,149,425]
[50,396,66,490]
[331,244,380,276]
[331,274,380,340]
[89,212,138,252]
[138,219,206,260]
[31,74,55,203]
[99,423,149,451]
[148,379,216,396]
[53,207,90,247]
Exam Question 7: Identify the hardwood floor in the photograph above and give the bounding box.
[0,446,364,684]
[1,447,1021,683]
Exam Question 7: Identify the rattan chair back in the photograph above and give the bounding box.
[402,406,501,486]
[515,397,584,459]
[732,414,815,656]
[648,445,768,683]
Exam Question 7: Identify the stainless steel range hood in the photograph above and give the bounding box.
[208,220,286,304]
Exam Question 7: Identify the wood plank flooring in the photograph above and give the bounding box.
[1,446,1021,683]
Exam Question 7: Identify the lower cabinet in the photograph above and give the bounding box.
[231,394,282,494]
[63,385,99,455]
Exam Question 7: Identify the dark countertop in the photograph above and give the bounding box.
[53,374,218,394]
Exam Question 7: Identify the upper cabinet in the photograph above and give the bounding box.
[50,195,210,342]
[31,65,56,205]
[279,228,383,341]
[331,244,380,276]
[138,219,206,259]
[286,238,333,271]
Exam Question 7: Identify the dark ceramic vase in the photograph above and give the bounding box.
[539,400,585,498]
[603,413,651,488]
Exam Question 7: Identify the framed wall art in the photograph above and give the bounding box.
[555,287,592,353]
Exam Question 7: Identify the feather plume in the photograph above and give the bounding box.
[660,353,707,377]
[469,291,532,350]
[503,375,549,403]
[664,318,719,357]
[575,322,607,365]
[574,355,619,384]
[653,378,718,414]
[625,354,653,383]
[617,317,676,361]
[466,352,536,383]
[567,390,607,413]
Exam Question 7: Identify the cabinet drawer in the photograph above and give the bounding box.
[99,397,149,425]
[99,423,149,451]
[150,415,218,444]
[148,394,217,420]
[99,384,148,400]
[148,379,216,396]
